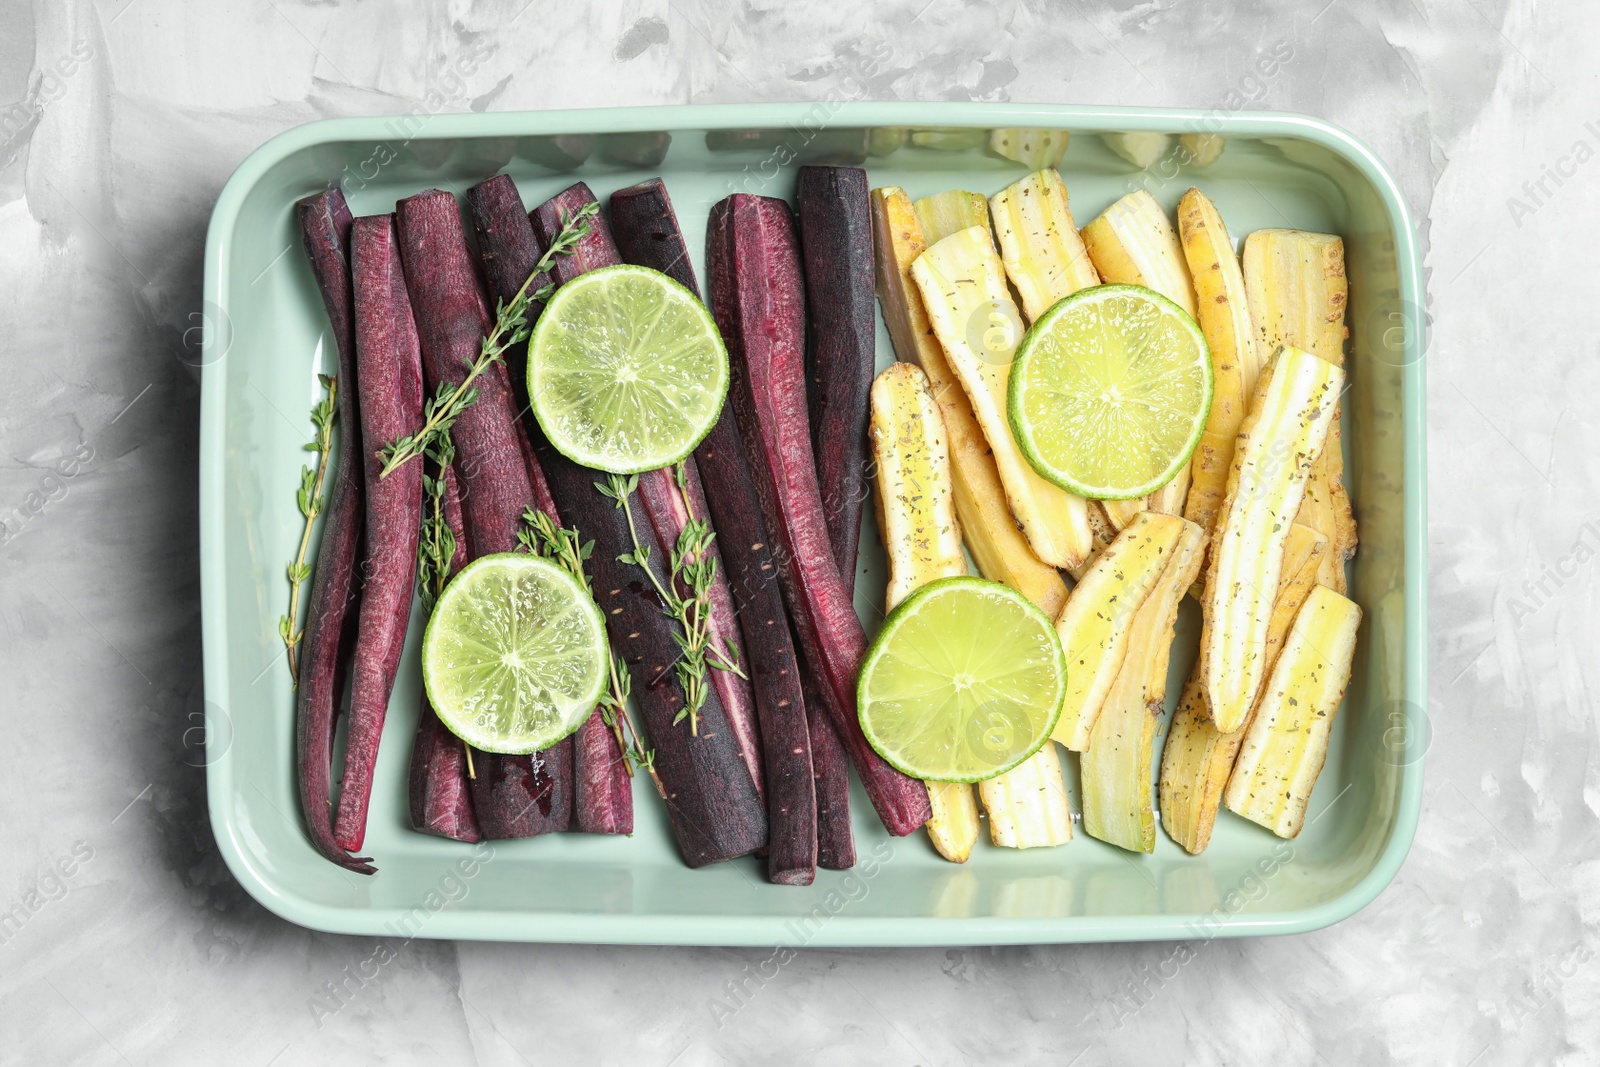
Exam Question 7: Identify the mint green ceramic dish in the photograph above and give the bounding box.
[200,102,1426,946]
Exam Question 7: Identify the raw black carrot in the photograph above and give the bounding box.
[801,649,857,869]
[332,214,426,852]
[613,177,818,883]
[795,166,875,867]
[632,456,764,795]
[396,188,573,839]
[571,710,633,835]
[696,420,821,884]
[409,705,481,841]
[608,178,699,290]
[465,457,576,840]
[545,482,764,865]
[527,183,766,865]
[468,174,552,338]
[796,165,876,589]
[702,191,852,868]
[576,508,765,866]
[708,193,932,837]
[293,189,373,874]
[535,183,765,796]
[467,743,571,838]
[397,189,541,559]
[530,182,623,280]
[469,174,633,837]
[408,464,481,842]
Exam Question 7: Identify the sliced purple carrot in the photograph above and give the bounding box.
[609,178,699,290]
[801,650,857,869]
[396,188,573,839]
[528,183,766,865]
[332,214,425,853]
[538,480,765,865]
[529,183,624,280]
[612,176,818,884]
[408,464,481,842]
[465,430,576,839]
[632,458,763,797]
[796,165,876,589]
[706,192,852,868]
[534,182,764,797]
[468,174,552,337]
[468,745,571,837]
[397,189,539,559]
[469,174,633,837]
[708,193,932,837]
[293,189,372,874]
[708,195,865,865]
[695,422,821,884]
[794,166,875,868]
[409,701,483,842]
[571,710,633,835]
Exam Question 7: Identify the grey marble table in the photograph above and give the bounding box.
[0,0,1586,1063]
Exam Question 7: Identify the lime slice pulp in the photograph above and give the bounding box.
[421,553,608,755]
[856,576,1067,783]
[528,263,729,475]
[1008,283,1212,500]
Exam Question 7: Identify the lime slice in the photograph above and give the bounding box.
[1008,283,1212,499]
[528,263,729,474]
[421,553,608,755]
[856,576,1067,783]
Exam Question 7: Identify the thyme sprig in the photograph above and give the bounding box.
[377,200,600,478]
[598,465,744,735]
[519,507,661,794]
[279,373,338,684]
[415,432,475,778]
[416,434,458,616]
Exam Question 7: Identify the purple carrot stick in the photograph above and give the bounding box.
[398,189,540,557]
[529,182,622,278]
[527,183,766,864]
[702,192,854,866]
[613,177,819,884]
[465,175,555,487]
[409,708,481,841]
[795,166,876,866]
[469,175,552,333]
[469,174,633,836]
[800,660,855,866]
[571,711,633,835]
[796,165,876,589]
[801,652,856,869]
[534,182,765,800]
[608,178,701,290]
[332,214,425,853]
[559,493,765,865]
[709,193,931,837]
[293,189,373,874]
[693,425,820,883]
[408,464,481,842]
[396,188,573,839]
[633,461,764,796]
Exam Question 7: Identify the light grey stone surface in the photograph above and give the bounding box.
[0,0,1587,1063]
